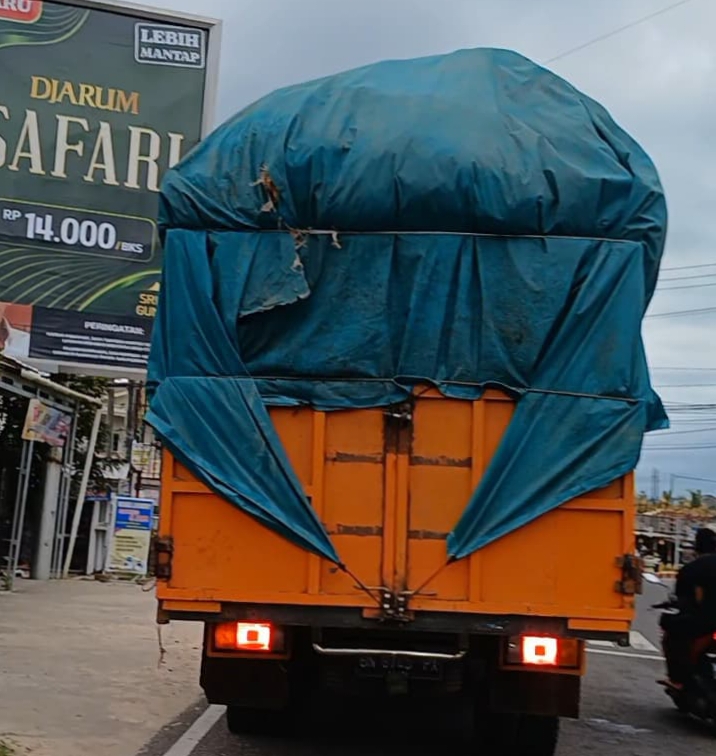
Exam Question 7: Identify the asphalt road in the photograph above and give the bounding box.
[139,583,714,756]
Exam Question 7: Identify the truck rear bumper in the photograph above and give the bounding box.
[199,624,583,719]
[158,600,629,645]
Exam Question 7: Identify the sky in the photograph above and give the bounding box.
[152,0,716,496]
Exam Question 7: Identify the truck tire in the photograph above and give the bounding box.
[476,712,559,755]
[225,705,292,737]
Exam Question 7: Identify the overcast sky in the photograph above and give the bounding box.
[153,0,716,496]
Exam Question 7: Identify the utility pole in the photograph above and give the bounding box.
[651,468,660,503]
[124,381,137,495]
[63,408,102,577]
[107,387,115,455]
[674,520,682,568]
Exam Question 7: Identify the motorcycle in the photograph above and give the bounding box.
[643,571,716,724]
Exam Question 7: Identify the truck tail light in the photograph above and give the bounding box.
[522,636,559,666]
[504,635,581,669]
[237,623,272,651]
[213,622,284,653]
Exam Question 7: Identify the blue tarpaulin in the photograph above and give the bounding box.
[147,48,667,564]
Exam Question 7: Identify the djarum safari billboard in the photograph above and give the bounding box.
[0,1,219,374]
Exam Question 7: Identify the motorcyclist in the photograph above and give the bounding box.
[660,527,716,688]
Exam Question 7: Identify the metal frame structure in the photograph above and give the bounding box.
[0,356,86,589]
[2,1,224,580]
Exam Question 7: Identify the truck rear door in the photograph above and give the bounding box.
[158,390,635,632]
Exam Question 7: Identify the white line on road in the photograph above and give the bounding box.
[161,704,224,756]
[629,631,660,653]
[587,648,664,661]
[586,631,660,655]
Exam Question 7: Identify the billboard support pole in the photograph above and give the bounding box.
[63,408,102,578]
[6,440,35,590]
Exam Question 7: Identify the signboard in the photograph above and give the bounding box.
[131,439,161,479]
[22,397,72,446]
[0,1,220,375]
[86,490,111,503]
[106,495,154,575]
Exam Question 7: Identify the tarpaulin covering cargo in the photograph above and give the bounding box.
[147,47,667,566]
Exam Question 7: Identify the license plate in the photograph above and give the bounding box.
[355,655,444,680]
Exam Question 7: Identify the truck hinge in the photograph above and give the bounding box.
[153,536,174,580]
[383,401,413,455]
[378,588,413,622]
[615,553,643,596]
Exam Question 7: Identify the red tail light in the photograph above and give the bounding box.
[237,623,272,651]
[504,635,580,669]
[214,622,279,652]
[522,636,559,666]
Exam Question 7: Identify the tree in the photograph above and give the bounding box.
[688,489,703,510]
[0,391,49,499]
[661,490,673,508]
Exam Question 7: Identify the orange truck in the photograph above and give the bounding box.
[156,396,640,750]
[149,48,664,755]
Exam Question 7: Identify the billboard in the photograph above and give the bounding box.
[0,1,220,375]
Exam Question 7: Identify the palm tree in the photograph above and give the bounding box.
[689,489,703,509]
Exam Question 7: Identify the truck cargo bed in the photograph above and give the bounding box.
[157,390,635,636]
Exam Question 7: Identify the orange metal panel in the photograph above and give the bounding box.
[157,391,636,634]
[394,450,410,592]
[167,493,310,595]
[161,600,221,613]
[382,450,397,588]
[307,412,326,594]
[568,618,630,633]
[468,400,486,604]
[270,408,315,482]
[407,397,474,600]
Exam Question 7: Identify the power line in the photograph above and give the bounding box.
[662,415,716,420]
[659,272,716,282]
[664,403,716,409]
[662,263,716,272]
[650,426,716,435]
[657,282,716,292]
[636,471,716,490]
[645,306,716,319]
[665,421,716,426]
[667,473,716,484]
[545,0,698,64]
[655,382,716,388]
[643,443,716,450]
[651,366,716,371]
[666,407,716,413]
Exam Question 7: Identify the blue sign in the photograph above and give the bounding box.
[86,491,111,503]
[107,496,155,575]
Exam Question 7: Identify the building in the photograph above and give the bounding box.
[0,354,99,588]
[636,510,716,568]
